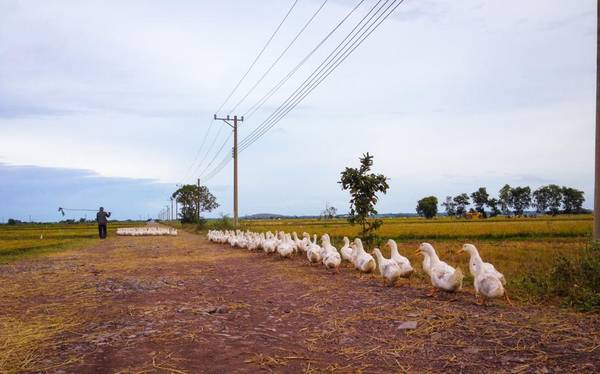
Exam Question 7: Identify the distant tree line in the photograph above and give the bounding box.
[416,184,586,219]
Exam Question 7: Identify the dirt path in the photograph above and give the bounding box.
[1,231,599,373]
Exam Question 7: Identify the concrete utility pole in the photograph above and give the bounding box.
[197,178,201,222]
[214,114,244,226]
[595,2,600,240]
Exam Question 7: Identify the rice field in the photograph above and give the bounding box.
[0,222,143,263]
[240,215,592,241]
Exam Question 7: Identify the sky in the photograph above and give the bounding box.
[0,0,596,222]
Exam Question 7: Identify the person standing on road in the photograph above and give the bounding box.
[96,207,111,239]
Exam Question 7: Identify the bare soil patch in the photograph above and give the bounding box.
[1,231,599,373]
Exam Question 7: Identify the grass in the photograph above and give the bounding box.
[0,222,143,263]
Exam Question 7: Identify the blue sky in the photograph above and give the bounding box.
[0,0,595,221]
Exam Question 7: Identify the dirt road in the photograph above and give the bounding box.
[1,231,599,373]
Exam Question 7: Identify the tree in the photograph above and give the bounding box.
[339,153,389,246]
[416,196,438,219]
[546,184,563,215]
[561,186,585,214]
[470,187,489,217]
[486,197,501,217]
[510,186,531,216]
[441,196,457,217]
[171,184,219,223]
[453,193,470,217]
[533,186,550,214]
[320,205,337,220]
[498,184,512,216]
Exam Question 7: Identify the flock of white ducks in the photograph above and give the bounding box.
[116,227,178,236]
[207,230,511,306]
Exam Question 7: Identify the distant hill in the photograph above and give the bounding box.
[242,213,289,220]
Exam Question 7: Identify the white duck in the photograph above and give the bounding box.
[352,239,376,273]
[297,232,310,253]
[416,243,463,296]
[306,234,322,264]
[373,248,401,286]
[340,237,353,265]
[459,244,506,285]
[321,234,341,273]
[262,232,277,254]
[386,239,414,278]
[459,246,512,306]
[277,233,294,258]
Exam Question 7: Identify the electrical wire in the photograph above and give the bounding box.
[228,0,329,113]
[200,0,404,181]
[217,0,299,114]
[239,0,403,153]
[242,0,367,119]
[198,131,233,180]
[180,0,299,185]
[238,0,392,149]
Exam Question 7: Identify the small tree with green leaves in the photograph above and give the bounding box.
[510,186,531,216]
[442,196,457,217]
[320,205,338,220]
[172,184,219,223]
[546,184,564,215]
[533,186,551,214]
[416,196,438,219]
[470,187,489,218]
[499,184,512,216]
[486,197,501,217]
[561,186,585,214]
[339,153,389,246]
[453,193,470,217]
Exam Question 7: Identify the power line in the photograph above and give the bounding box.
[203,153,232,182]
[200,0,380,181]
[178,0,298,185]
[242,0,367,119]
[179,118,216,184]
[239,0,402,152]
[228,0,329,114]
[198,131,233,179]
[201,0,404,183]
[180,0,299,185]
[239,0,391,149]
[217,0,299,114]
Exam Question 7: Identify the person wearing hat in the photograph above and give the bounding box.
[96,207,111,239]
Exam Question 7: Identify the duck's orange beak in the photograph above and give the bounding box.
[456,248,465,255]
[414,249,421,255]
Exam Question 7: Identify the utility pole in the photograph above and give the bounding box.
[197,178,201,222]
[595,2,600,240]
[214,114,244,226]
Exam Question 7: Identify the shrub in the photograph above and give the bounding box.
[516,242,600,312]
[212,215,235,231]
